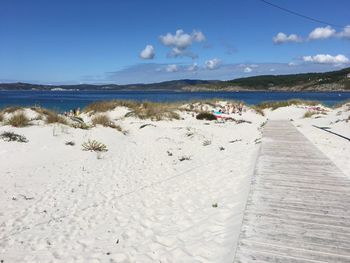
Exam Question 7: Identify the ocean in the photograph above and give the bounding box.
[0,90,349,112]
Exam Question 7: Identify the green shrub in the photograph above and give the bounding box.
[8,112,30,127]
[196,112,217,120]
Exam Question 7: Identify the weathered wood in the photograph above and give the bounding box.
[233,120,350,263]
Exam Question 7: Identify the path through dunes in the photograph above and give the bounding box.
[234,120,350,263]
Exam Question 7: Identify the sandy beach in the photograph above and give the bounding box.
[0,101,349,263]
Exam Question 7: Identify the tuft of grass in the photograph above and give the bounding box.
[31,107,68,125]
[8,112,30,127]
[92,114,112,127]
[46,112,68,125]
[91,114,124,132]
[126,101,180,121]
[84,100,138,113]
[82,140,108,152]
[65,141,75,146]
[332,100,350,109]
[202,140,211,146]
[0,112,3,122]
[255,99,320,111]
[2,106,23,114]
[252,106,265,116]
[0,131,28,142]
[196,112,217,120]
[72,122,90,130]
[85,100,181,121]
[303,111,316,118]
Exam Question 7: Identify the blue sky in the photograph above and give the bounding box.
[0,0,349,84]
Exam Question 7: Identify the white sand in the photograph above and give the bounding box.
[0,102,349,262]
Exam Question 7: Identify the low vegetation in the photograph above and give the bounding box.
[125,102,180,121]
[2,106,23,114]
[92,114,112,126]
[31,107,68,125]
[46,112,68,125]
[0,131,28,142]
[254,99,319,111]
[84,100,138,113]
[196,112,217,120]
[8,112,30,127]
[82,140,108,152]
[91,114,124,132]
[85,100,181,121]
[0,112,3,122]
[252,106,265,116]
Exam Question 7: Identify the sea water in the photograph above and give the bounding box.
[0,90,349,112]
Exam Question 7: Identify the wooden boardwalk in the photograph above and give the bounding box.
[233,120,350,263]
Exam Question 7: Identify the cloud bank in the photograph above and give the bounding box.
[302,54,349,64]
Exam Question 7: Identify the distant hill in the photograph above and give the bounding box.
[1,67,349,91]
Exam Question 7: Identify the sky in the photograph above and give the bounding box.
[0,0,349,84]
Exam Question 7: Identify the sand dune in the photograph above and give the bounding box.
[0,102,349,262]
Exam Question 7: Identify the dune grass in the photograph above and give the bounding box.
[8,112,30,127]
[332,99,350,109]
[126,102,181,121]
[2,106,24,114]
[46,112,68,125]
[84,100,139,113]
[252,106,265,116]
[254,99,320,111]
[85,100,181,121]
[91,114,123,132]
[303,111,318,118]
[32,107,68,125]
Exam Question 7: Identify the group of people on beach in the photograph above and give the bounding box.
[217,102,244,115]
[64,107,80,117]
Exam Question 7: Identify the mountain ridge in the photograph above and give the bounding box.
[1,67,349,91]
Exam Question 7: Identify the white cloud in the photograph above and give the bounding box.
[302,54,349,64]
[159,29,205,48]
[159,29,205,58]
[273,32,302,44]
[205,58,221,70]
[192,30,206,42]
[187,63,198,72]
[338,25,350,39]
[139,45,155,59]
[168,47,198,59]
[165,64,178,72]
[308,26,336,40]
[243,67,252,73]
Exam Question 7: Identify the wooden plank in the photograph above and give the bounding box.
[233,120,350,263]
